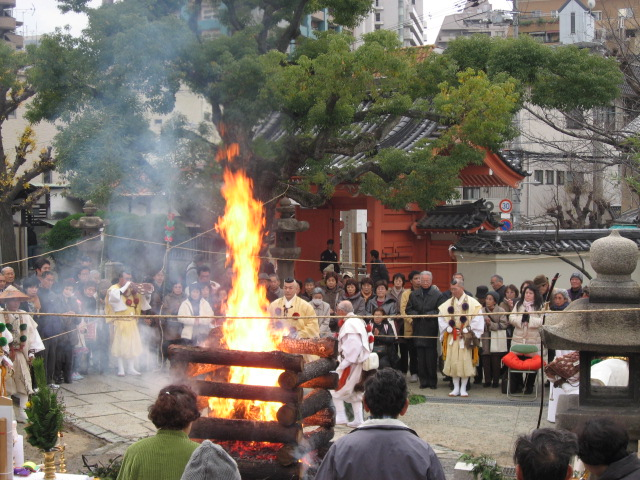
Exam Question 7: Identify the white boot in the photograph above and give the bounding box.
[449,377,461,397]
[333,399,348,425]
[117,357,125,376]
[347,401,364,428]
[17,394,28,423]
[460,377,469,397]
[126,358,141,376]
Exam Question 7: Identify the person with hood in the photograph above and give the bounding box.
[178,283,215,346]
[180,440,240,480]
[309,287,332,337]
[331,300,372,428]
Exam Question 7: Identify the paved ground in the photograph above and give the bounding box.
[24,369,553,478]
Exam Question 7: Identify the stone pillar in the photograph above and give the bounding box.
[70,201,108,268]
[269,198,309,282]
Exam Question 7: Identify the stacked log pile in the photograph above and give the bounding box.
[169,336,338,480]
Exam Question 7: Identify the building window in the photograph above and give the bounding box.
[546,170,555,184]
[43,171,52,184]
[551,10,558,17]
[565,109,584,129]
[571,12,576,34]
[462,187,480,200]
[375,12,381,22]
[532,10,542,17]
[7,110,16,119]
[557,171,565,185]
[592,11,602,20]
[375,24,381,30]
[534,170,544,184]
[619,8,633,18]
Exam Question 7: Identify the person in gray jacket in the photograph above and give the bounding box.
[309,287,332,337]
[315,368,445,480]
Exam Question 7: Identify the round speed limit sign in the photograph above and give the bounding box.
[499,199,513,213]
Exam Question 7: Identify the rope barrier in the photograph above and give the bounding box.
[7,304,636,343]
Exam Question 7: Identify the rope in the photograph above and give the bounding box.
[6,228,595,269]
[16,304,640,342]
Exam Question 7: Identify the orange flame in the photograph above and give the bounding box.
[210,144,283,421]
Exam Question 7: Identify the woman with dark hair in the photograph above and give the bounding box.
[160,280,187,365]
[335,278,366,317]
[499,284,519,313]
[322,272,343,315]
[509,285,545,394]
[371,307,399,369]
[116,384,201,480]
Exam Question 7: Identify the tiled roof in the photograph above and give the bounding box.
[416,199,501,231]
[454,229,640,254]
[253,107,527,176]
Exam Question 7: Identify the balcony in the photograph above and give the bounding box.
[0,16,16,31]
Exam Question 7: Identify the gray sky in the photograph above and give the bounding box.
[17,0,512,43]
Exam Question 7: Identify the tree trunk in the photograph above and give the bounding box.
[0,203,17,266]
[193,379,303,404]
[190,417,302,444]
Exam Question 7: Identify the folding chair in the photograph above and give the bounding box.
[505,344,542,401]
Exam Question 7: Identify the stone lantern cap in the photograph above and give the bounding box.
[542,231,640,353]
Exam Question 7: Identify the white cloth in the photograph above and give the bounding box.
[177,299,214,341]
[332,313,371,403]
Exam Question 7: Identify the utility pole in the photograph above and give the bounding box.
[512,0,518,37]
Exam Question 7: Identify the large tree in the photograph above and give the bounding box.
[27,0,519,232]
[0,43,56,264]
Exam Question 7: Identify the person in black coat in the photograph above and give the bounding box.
[369,250,389,285]
[405,271,444,389]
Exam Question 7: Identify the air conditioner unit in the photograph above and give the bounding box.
[485,200,495,211]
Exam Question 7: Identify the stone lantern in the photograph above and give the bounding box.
[542,230,640,449]
[70,201,107,268]
[269,198,309,282]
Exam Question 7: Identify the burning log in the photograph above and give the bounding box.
[277,389,333,427]
[190,417,302,444]
[279,336,338,358]
[193,380,303,404]
[234,459,302,480]
[300,373,338,390]
[276,427,335,466]
[302,407,335,428]
[278,358,338,389]
[186,362,225,377]
[169,344,304,372]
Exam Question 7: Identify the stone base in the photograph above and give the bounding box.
[556,394,640,452]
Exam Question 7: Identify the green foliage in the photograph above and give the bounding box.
[41,213,84,250]
[444,35,622,111]
[459,454,505,480]
[82,455,122,480]
[25,358,65,451]
[408,394,426,405]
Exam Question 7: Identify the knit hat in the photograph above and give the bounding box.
[342,271,354,278]
[181,440,240,480]
[570,272,583,282]
[486,291,500,304]
[532,275,548,289]
[323,264,335,273]
[475,285,489,299]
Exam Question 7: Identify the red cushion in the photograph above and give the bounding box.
[503,352,544,370]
